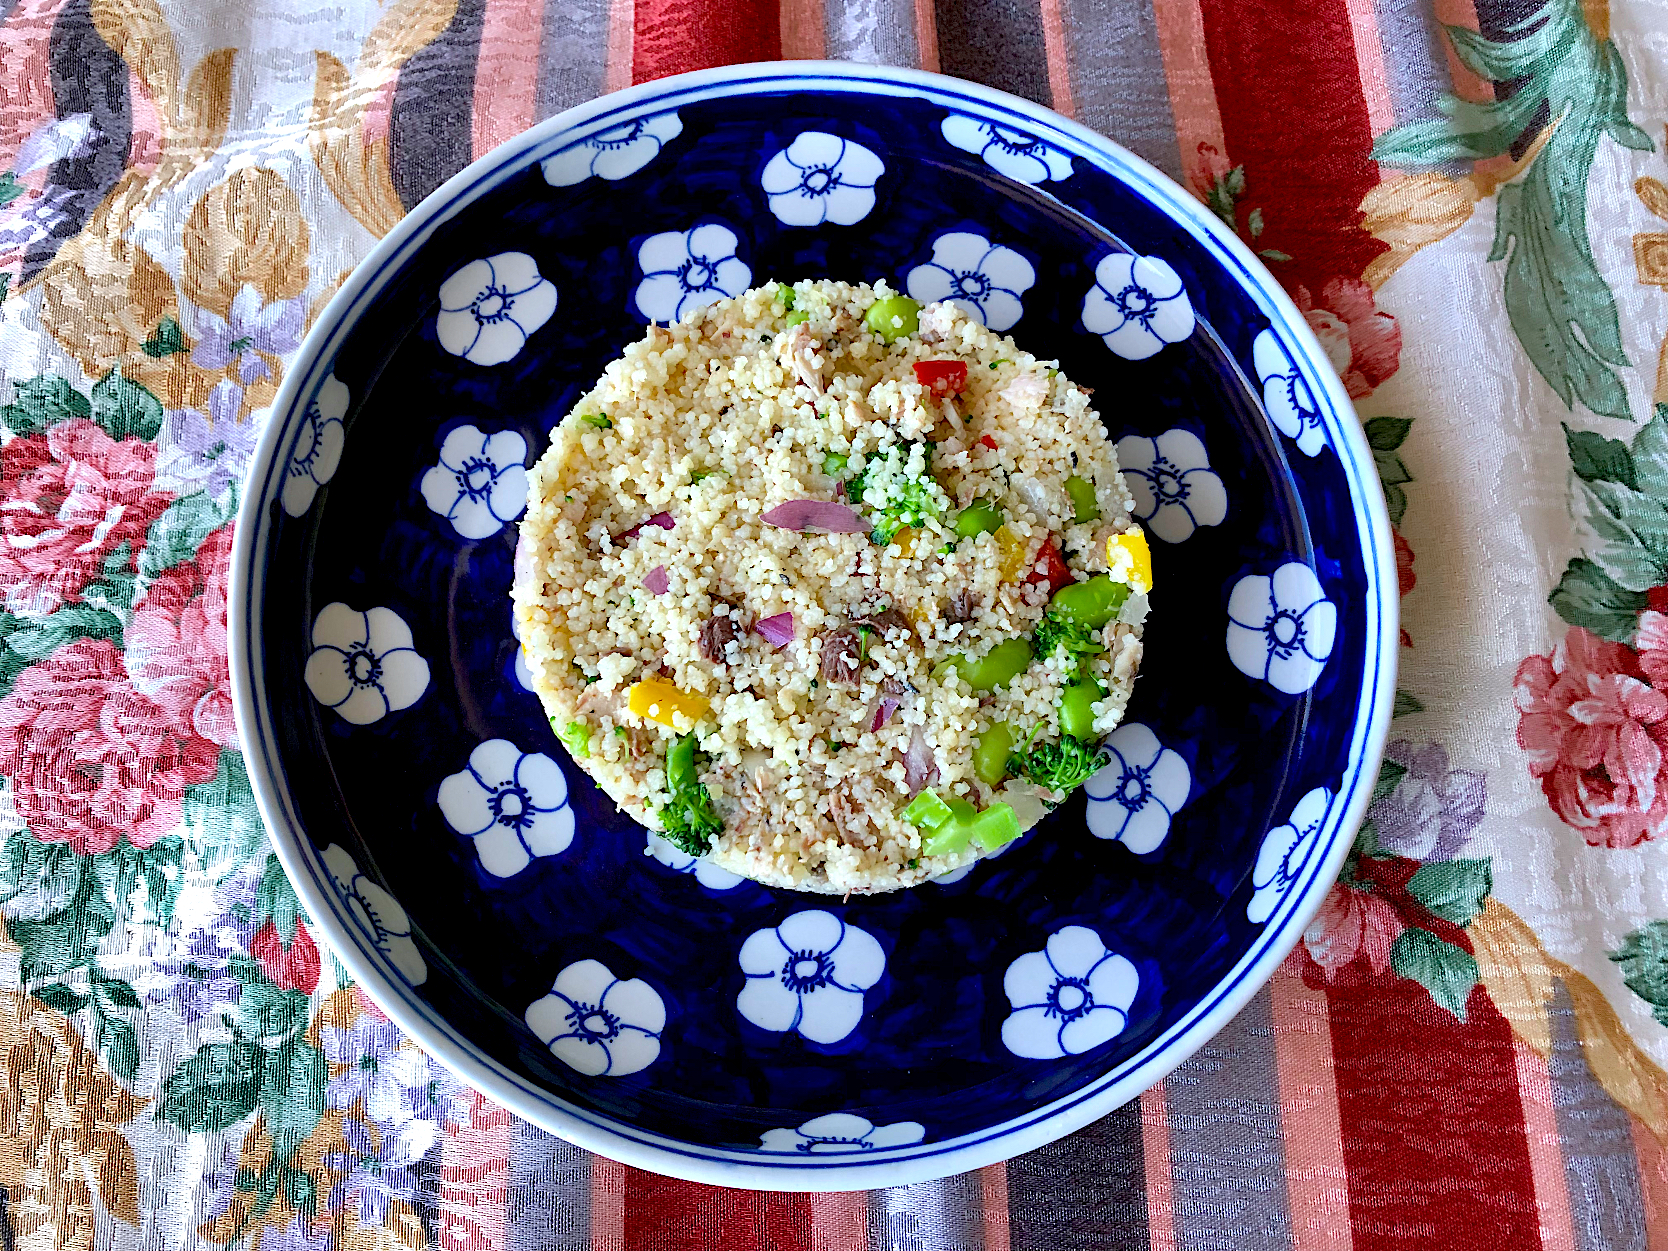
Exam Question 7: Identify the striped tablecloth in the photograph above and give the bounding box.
[2,0,1667,1246]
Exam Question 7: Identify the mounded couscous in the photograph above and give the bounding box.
[512,279,1151,893]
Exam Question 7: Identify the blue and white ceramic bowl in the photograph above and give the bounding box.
[229,62,1397,1190]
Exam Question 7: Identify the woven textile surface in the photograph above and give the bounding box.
[1,0,1667,1245]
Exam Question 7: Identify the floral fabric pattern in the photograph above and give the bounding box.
[904,231,1035,331]
[759,131,885,227]
[436,252,558,366]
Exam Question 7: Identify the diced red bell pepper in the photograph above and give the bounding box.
[978,434,999,450]
[1026,537,1074,595]
[913,359,969,397]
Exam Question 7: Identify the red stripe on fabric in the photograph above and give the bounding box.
[914,0,940,73]
[631,0,781,84]
[1633,1116,1668,1251]
[473,0,545,158]
[1038,0,1075,118]
[605,0,635,92]
[982,1163,1012,1251]
[621,1169,813,1251]
[807,1190,868,1251]
[1323,968,1542,1251]
[1148,0,1226,202]
[591,1155,625,1251]
[1196,0,1387,290]
[1270,951,1353,1251]
[437,1091,513,1250]
[1140,1083,1175,1251]
[779,0,825,59]
[1513,1037,1577,1251]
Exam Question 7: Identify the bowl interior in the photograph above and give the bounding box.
[234,65,1392,1188]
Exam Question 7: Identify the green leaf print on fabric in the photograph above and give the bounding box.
[1610,921,1668,1026]
[1365,416,1413,526]
[139,489,239,582]
[160,1040,264,1133]
[1552,406,1668,642]
[1390,927,1480,1021]
[182,749,268,871]
[0,376,92,437]
[1405,858,1494,925]
[89,368,165,442]
[1373,0,1649,419]
[141,315,187,359]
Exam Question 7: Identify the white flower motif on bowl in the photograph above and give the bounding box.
[438,739,574,877]
[905,231,1035,332]
[634,224,752,324]
[282,374,349,517]
[541,111,682,186]
[1113,429,1227,544]
[737,909,884,1045]
[1084,723,1190,853]
[760,131,884,227]
[322,844,427,985]
[1001,925,1138,1060]
[304,603,431,725]
[436,252,557,366]
[645,831,743,890]
[1252,328,1327,457]
[940,114,1073,185]
[1081,253,1196,361]
[525,958,665,1077]
[1247,787,1333,924]
[1226,562,1337,694]
[419,425,529,541]
[758,1113,926,1154]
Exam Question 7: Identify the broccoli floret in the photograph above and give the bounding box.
[658,732,723,855]
[851,443,949,546]
[1010,736,1108,795]
[1032,610,1102,683]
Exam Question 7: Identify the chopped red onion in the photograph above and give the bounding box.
[761,499,870,533]
[870,698,901,733]
[754,611,795,648]
[643,565,669,596]
[905,725,938,796]
[616,511,675,541]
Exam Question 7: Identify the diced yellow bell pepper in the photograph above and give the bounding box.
[893,526,918,557]
[1107,529,1153,594]
[994,525,1028,581]
[627,677,709,728]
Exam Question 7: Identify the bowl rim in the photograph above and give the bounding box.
[228,59,1397,1191]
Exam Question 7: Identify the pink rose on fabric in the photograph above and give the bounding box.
[252,919,321,994]
[1303,883,1404,978]
[1636,609,1668,689]
[127,524,236,746]
[0,639,220,854]
[1294,278,1402,400]
[0,418,172,615]
[1515,626,1668,848]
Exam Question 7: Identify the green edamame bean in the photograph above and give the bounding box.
[864,295,921,342]
[776,284,797,310]
[954,499,1005,539]
[1048,575,1130,629]
[823,451,849,477]
[1065,476,1100,523]
[974,722,1018,785]
[948,637,1033,691]
[785,310,809,326]
[1059,681,1102,742]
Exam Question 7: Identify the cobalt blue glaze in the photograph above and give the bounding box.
[240,69,1387,1181]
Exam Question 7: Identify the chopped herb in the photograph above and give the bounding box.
[614,726,628,738]
[989,359,1012,369]
[907,858,920,870]
[659,733,723,855]
[571,662,598,685]
[856,624,876,663]
[581,413,613,429]
[1010,736,1108,793]
[691,468,721,483]
[827,738,846,753]
[777,284,797,310]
